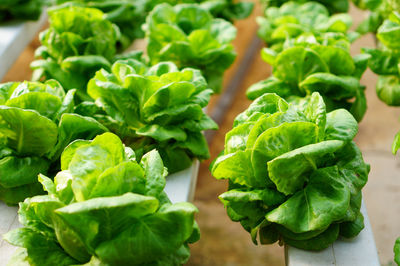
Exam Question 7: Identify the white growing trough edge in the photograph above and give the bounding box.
[286,201,380,266]
[0,12,47,81]
[0,160,199,265]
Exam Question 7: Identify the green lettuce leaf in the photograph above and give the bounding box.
[0,0,45,22]
[0,81,107,204]
[88,60,217,173]
[395,237,400,265]
[5,133,200,265]
[31,5,121,100]
[247,44,367,121]
[144,3,237,92]
[212,92,369,251]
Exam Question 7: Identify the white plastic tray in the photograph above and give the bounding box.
[0,12,47,81]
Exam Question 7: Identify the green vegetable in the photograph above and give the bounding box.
[4,133,200,265]
[52,0,252,50]
[260,0,350,15]
[393,131,400,155]
[50,0,148,50]
[86,59,217,173]
[0,80,107,204]
[146,0,254,21]
[247,39,368,121]
[144,3,237,92]
[352,0,398,34]
[257,1,355,51]
[0,0,45,22]
[395,237,400,265]
[31,5,122,101]
[211,92,370,251]
[362,12,400,106]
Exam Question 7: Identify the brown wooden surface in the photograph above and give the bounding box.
[2,2,400,265]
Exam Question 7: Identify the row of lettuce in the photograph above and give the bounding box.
[210,0,372,252]
[352,1,400,264]
[0,1,255,265]
[210,0,398,262]
[2,0,399,263]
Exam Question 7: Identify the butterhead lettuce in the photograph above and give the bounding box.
[144,3,237,92]
[4,133,200,265]
[247,37,368,122]
[146,0,254,21]
[0,80,107,204]
[50,0,148,50]
[211,92,370,251]
[86,59,218,173]
[257,2,354,52]
[0,0,45,22]
[363,12,400,106]
[260,0,350,15]
[31,5,121,101]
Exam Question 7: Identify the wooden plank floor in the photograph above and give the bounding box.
[1,2,400,265]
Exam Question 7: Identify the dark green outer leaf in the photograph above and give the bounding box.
[339,212,364,238]
[4,228,78,266]
[0,156,49,188]
[0,182,44,205]
[283,224,340,251]
[157,147,193,174]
